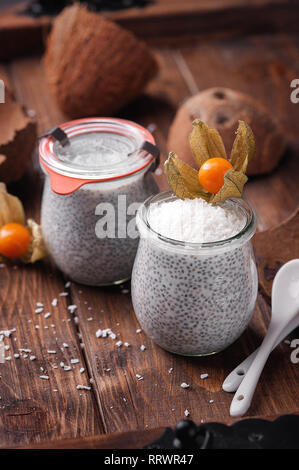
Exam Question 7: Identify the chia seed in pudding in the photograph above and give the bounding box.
[40,119,159,286]
[131,192,258,356]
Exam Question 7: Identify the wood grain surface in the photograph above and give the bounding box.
[0,31,298,448]
[1,0,299,59]
[21,412,298,449]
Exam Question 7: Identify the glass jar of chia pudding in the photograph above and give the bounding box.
[39,118,159,286]
[131,191,258,356]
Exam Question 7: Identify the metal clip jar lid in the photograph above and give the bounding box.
[39,118,160,195]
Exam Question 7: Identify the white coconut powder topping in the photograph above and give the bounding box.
[148,198,246,243]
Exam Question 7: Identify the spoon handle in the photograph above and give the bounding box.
[230,321,286,417]
[223,317,299,393]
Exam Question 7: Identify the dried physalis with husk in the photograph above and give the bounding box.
[164,119,255,203]
[0,183,47,263]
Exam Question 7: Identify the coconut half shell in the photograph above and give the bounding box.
[253,207,299,300]
[44,4,159,118]
[0,66,37,184]
[167,87,286,176]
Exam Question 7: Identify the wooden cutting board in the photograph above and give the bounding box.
[0,27,298,448]
[1,0,299,59]
[18,413,299,448]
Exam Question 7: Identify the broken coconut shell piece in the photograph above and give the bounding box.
[0,65,15,103]
[44,4,158,118]
[253,207,299,300]
[0,100,37,183]
[165,119,254,204]
[0,184,47,264]
[167,87,286,176]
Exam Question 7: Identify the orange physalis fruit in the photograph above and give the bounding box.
[198,157,233,194]
[0,223,31,259]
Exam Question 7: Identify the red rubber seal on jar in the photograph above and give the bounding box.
[39,118,159,195]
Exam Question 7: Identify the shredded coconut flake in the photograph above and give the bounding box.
[102,328,112,338]
[180,382,190,389]
[148,198,246,243]
[76,385,91,391]
[0,328,16,338]
[68,305,77,314]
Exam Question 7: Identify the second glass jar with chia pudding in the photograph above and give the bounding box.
[132,191,258,356]
[39,118,159,286]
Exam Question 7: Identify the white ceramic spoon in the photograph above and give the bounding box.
[230,259,299,417]
[223,315,299,392]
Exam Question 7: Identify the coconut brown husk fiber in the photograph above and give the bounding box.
[0,66,37,183]
[167,87,286,176]
[44,4,159,118]
[253,207,299,300]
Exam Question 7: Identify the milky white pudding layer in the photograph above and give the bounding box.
[132,195,257,356]
[147,197,246,243]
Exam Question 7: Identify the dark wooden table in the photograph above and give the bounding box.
[0,22,298,448]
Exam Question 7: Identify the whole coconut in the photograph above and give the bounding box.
[167,87,286,175]
[44,4,159,118]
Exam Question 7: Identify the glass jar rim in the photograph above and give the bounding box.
[39,118,158,195]
[39,118,156,179]
[136,191,257,254]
